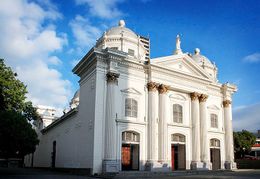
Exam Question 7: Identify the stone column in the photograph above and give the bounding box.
[158,84,169,164]
[199,94,211,170]
[223,100,237,169]
[146,82,159,169]
[190,92,203,170]
[103,72,119,172]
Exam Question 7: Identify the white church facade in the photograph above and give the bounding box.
[25,20,237,174]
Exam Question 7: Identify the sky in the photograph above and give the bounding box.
[0,0,260,132]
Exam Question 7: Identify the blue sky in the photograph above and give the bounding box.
[0,0,260,131]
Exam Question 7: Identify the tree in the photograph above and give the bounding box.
[0,59,39,160]
[234,130,256,159]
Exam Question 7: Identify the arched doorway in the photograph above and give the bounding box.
[171,134,186,170]
[121,131,140,171]
[210,139,221,170]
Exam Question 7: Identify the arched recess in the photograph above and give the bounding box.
[171,133,186,170]
[121,131,140,171]
[210,138,221,170]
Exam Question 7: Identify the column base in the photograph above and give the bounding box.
[103,159,119,173]
[224,161,237,170]
[145,160,170,172]
[190,161,211,170]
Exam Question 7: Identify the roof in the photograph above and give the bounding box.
[104,20,138,40]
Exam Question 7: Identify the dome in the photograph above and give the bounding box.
[192,48,218,80]
[70,90,80,108]
[105,20,138,40]
[95,20,147,62]
[192,48,214,68]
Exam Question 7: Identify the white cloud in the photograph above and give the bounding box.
[75,0,124,19]
[71,59,80,67]
[233,103,260,132]
[243,53,260,63]
[0,0,71,116]
[48,56,62,65]
[69,15,102,53]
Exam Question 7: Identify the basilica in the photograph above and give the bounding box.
[25,20,237,174]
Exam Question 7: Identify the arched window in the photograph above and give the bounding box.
[171,134,185,143]
[122,131,140,143]
[210,139,220,148]
[210,114,218,128]
[173,104,183,123]
[125,98,138,118]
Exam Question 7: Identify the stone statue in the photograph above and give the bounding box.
[176,34,181,50]
[174,34,183,54]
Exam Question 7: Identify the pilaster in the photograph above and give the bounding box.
[103,72,120,172]
[223,100,237,170]
[190,92,203,170]
[158,84,170,165]
[199,94,211,170]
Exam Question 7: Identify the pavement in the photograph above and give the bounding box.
[1,168,260,179]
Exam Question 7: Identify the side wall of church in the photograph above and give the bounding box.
[26,68,97,172]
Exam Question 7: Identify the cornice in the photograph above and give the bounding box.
[116,119,147,126]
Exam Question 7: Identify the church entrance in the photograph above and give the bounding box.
[121,131,140,171]
[171,134,186,171]
[210,139,221,170]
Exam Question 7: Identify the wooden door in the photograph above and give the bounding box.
[172,144,186,171]
[171,145,175,171]
[210,148,221,170]
[122,144,131,170]
[131,144,139,170]
[178,144,186,170]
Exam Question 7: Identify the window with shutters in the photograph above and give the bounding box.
[125,98,138,118]
[173,104,183,123]
[210,114,218,128]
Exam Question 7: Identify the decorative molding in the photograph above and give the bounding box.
[190,92,200,101]
[207,105,220,110]
[223,100,231,108]
[106,72,120,84]
[147,82,158,92]
[158,84,170,94]
[116,119,147,125]
[121,88,142,95]
[199,94,208,102]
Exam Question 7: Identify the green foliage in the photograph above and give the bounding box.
[0,59,40,159]
[0,111,39,158]
[234,130,256,159]
[0,59,39,120]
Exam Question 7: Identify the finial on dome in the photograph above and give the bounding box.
[194,48,200,55]
[118,20,125,27]
[174,34,183,55]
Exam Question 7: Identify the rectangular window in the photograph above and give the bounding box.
[128,49,135,56]
[210,114,218,128]
[125,98,138,118]
[173,104,183,123]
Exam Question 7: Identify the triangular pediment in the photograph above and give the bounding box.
[121,88,142,95]
[151,54,211,80]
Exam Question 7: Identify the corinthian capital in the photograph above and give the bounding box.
[199,94,208,103]
[158,84,170,94]
[190,92,200,101]
[147,82,158,92]
[106,72,119,84]
[223,100,231,108]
